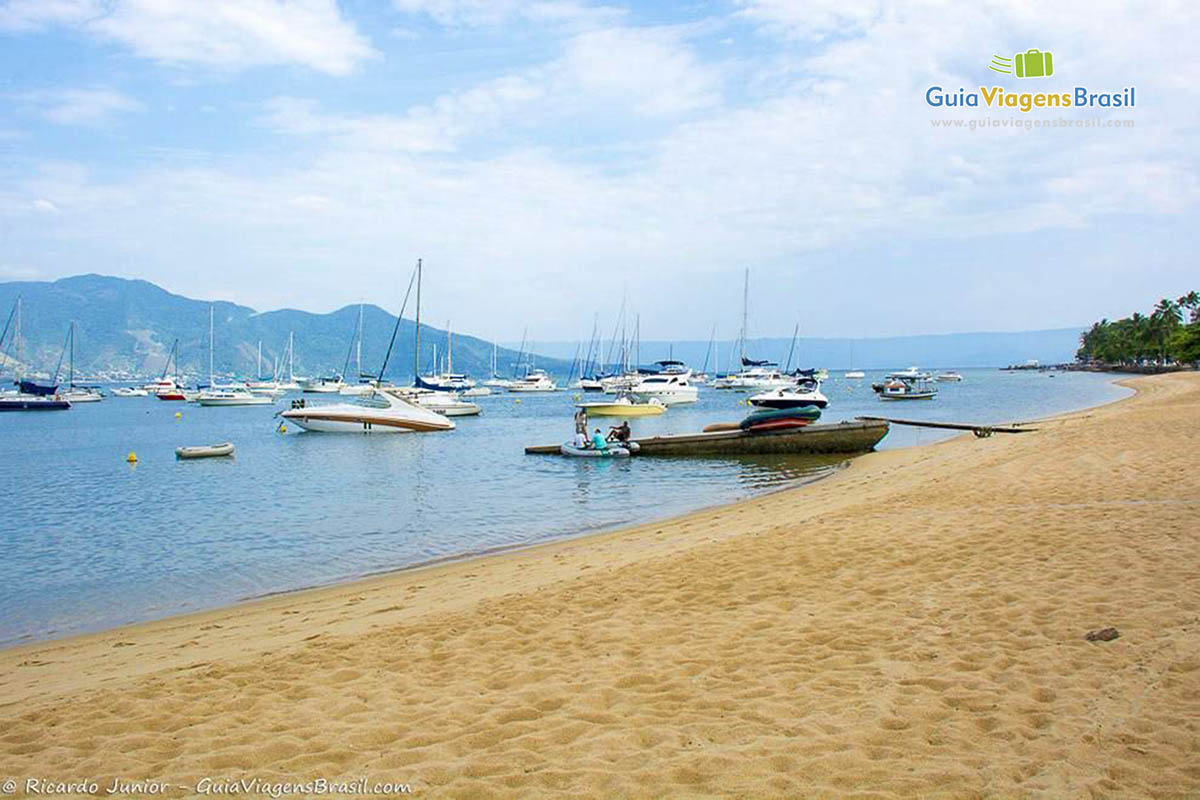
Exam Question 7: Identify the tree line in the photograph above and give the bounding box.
[1076,292,1200,365]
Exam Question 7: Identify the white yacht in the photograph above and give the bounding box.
[112,386,148,397]
[844,370,866,379]
[749,377,829,409]
[629,361,699,405]
[63,386,104,403]
[721,364,794,391]
[197,385,274,406]
[300,375,344,393]
[281,387,455,432]
[510,369,557,392]
[398,388,481,417]
[936,371,964,382]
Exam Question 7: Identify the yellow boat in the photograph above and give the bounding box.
[575,396,666,417]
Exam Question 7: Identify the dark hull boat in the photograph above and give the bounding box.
[527,420,888,457]
[0,394,70,411]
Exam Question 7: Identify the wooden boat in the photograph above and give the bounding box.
[526,419,888,456]
[175,442,235,459]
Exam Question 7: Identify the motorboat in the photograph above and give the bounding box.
[462,386,492,397]
[844,370,866,379]
[301,375,344,393]
[281,387,455,433]
[720,365,794,391]
[601,373,641,394]
[578,376,606,392]
[247,383,286,397]
[749,378,828,409]
[936,371,964,382]
[143,378,178,394]
[629,361,699,405]
[560,441,635,458]
[509,369,557,392]
[196,385,274,406]
[396,387,481,417]
[576,394,666,417]
[876,374,938,400]
[112,386,148,397]
[338,380,377,396]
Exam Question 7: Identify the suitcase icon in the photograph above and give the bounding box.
[1014,49,1053,78]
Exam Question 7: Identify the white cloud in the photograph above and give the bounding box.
[20,88,143,126]
[391,0,624,29]
[0,0,375,75]
[30,198,59,212]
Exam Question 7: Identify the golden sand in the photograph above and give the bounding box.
[2,373,1198,798]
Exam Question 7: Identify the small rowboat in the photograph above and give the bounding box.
[175,442,235,459]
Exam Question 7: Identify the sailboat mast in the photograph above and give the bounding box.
[257,341,262,377]
[413,258,422,384]
[208,304,214,387]
[784,322,798,373]
[447,323,452,375]
[15,298,22,378]
[740,268,749,363]
[69,322,75,388]
[288,331,295,381]
[356,303,363,377]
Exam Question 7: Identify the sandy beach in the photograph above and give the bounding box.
[1,372,1197,797]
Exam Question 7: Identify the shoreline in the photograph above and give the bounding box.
[2,372,1197,796]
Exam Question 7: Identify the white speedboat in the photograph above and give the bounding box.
[630,361,698,405]
[936,371,964,382]
[405,389,481,417]
[197,385,275,406]
[281,388,455,432]
[844,370,865,379]
[338,380,377,396]
[301,375,344,393]
[749,378,828,409]
[112,386,148,397]
[510,369,557,392]
[461,386,491,397]
[722,365,794,391]
[578,377,605,391]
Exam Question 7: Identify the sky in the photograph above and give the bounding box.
[0,0,1197,343]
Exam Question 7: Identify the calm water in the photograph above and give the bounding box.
[0,368,1129,644]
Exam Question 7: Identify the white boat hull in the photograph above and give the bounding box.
[197,396,274,406]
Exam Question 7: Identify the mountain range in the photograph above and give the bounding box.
[0,274,560,381]
[0,274,1085,381]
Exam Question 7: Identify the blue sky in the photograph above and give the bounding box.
[1,0,1197,342]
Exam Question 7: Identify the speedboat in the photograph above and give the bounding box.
[461,386,492,397]
[509,369,557,392]
[576,394,666,417]
[281,387,455,433]
[338,379,379,396]
[196,385,275,406]
[484,378,513,389]
[876,374,938,400]
[629,361,698,405]
[143,377,177,395]
[300,375,344,393]
[418,372,475,392]
[577,376,606,392]
[749,378,828,409]
[844,370,865,379]
[112,386,148,397]
[721,366,794,391]
[399,388,482,417]
[936,371,964,382]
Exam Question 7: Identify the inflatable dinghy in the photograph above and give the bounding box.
[559,441,639,458]
[175,442,235,459]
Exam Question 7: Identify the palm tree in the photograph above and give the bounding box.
[1151,298,1182,362]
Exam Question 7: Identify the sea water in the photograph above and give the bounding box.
[0,368,1129,644]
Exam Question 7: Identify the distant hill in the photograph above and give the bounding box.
[525,329,1086,371]
[0,274,567,381]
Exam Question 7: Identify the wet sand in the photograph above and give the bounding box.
[1,372,1197,797]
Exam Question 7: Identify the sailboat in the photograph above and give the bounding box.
[197,305,273,406]
[61,322,103,402]
[152,339,194,400]
[417,322,476,392]
[281,258,455,432]
[715,270,792,391]
[483,342,512,388]
[0,297,71,411]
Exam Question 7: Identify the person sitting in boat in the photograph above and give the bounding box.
[591,427,609,451]
[607,420,631,444]
[573,430,588,449]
